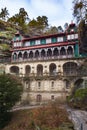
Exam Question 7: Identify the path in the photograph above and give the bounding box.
[67,107,87,130]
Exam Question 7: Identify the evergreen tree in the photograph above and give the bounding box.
[0,74,23,128]
[0,7,9,21]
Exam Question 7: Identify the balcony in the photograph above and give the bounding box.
[11,55,74,63]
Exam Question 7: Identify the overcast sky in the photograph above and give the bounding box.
[0,0,74,28]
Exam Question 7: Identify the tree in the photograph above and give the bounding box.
[37,16,48,28]
[72,0,87,53]
[73,0,87,23]
[64,23,69,30]
[58,26,63,33]
[8,8,29,28]
[28,18,38,27]
[28,16,49,34]
[45,26,58,34]
[0,74,23,128]
[0,7,9,21]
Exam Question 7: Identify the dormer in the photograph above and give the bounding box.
[12,31,23,42]
[12,31,24,48]
[66,22,78,33]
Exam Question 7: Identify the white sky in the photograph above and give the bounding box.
[0,0,74,28]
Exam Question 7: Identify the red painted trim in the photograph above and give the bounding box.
[22,33,66,41]
[13,42,76,51]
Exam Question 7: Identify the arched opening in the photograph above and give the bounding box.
[25,65,31,76]
[67,46,73,55]
[23,51,28,59]
[18,52,22,60]
[35,50,39,58]
[37,64,43,76]
[53,48,59,57]
[60,47,66,55]
[63,62,78,76]
[41,49,46,57]
[49,63,56,76]
[10,66,19,74]
[47,49,52,57]
[73,79,84,94]
[36,94,42,102]
[13,53,17,60]
[29,51,33,58]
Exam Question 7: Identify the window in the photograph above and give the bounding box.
[57,37,63,42]
[36,40,40,45]
[41,39,46,44]
[26,82,30,89]
[36,95,42,102]
[38,82,41,89]
[46,38,51,44]
[63,36,67,42]
[71,34,74,39]
[51,95,54,100]
[67,34,75,40]
[51,37,57,43]
[75,34,78,39]
[30,40,35,46]
[13,43,16,47]
[24,41,30,46]
[51,81,54,89]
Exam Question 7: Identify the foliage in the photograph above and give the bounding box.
[58,26,63,33]
[28,16,48,34]
[8,8,29,32]
[74,88,87,99]
[72,0,87,23]
[67,87,87,109]
[0,44,10,51]
[0,7,9,21]
[0,74,23,128]
[72,0,87,53]
[46,26,58,34]
[78,20,87,53]
[2,104,73,130]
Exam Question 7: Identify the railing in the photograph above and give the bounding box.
[0,58,11,63]
[12,72,84,78]
[11,55,74,63]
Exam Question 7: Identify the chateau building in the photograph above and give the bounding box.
[5,22,87,104]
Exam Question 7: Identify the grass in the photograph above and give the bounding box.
[2,103,74,130]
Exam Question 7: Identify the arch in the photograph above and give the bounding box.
[29,51,33,58]
[53,48,59,56]
[35,50,39,58]
[10,66,19,74]
[63,62,78,76]
[18,52,22,60]
[37,64,43,76]
[60,47,66,55]
[47,49,52,57]
[23,51,28,59]
[13,53,17,60]
[41,49,46,57]
[49,63,56,76]
[73,79,84,94]
[67,46,73,55]
[25,65,31,75]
